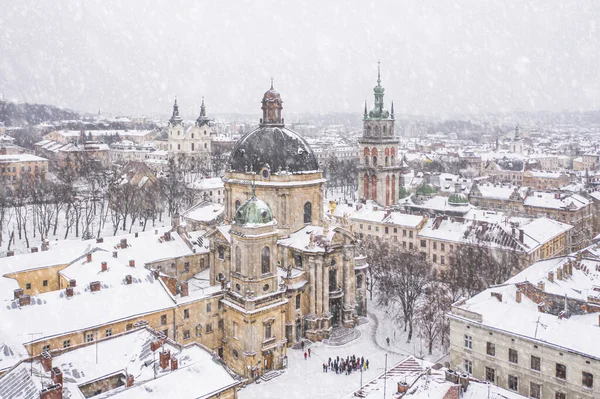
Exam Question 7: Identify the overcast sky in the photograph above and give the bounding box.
[1,0,599,118]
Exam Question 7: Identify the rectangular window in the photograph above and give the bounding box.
[218,319,224,331]
[486,342,495,356]
[556,363,566,380]
[464,359,472,374]
[25,283,31,290]
[184,309,190,319]
[485,367,495,383]
[195,324,202,337]
[206,303,212,313]
[384,227,388,234]
[43,280,48,287]
[509,349,518,364]
[86,333,94,343]
[360,224,363,230]
[409,231,413,238]
[555,393,566,399]
[433,242,437,250]
[432,254,437,263]
[393,228,397,233]
[508,375,518,391]
[161,314,167,325]
[105,328,112,337]
[368,225,371,231]
[531,355,541,371]
[441,243,445,251]
[163,329,168,337]
[441,256,445,265]
[206,323,213,333]
[420,240,426,248]
[184,262,190,272]
[530,382,541,399]
[183,330,190,340]
[402,241,407,249]
[403,229,407,237]
[583,371,594,389]
[42,344,50,352]
[464,334,472,349]
[126,324,133,331]
[409,242,413,250]
[63,340,71,348]
[375,226,379,232]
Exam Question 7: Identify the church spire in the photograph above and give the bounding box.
[391,101,395,120]
[377,60,381,86]
[196,96,210,127]
[169,98,183,126]
[364,101,368,118]
[367,61,389,120]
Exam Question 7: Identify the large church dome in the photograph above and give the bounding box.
[229,126,319,173]
[228,82,319,174]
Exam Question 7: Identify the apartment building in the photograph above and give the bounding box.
[0,153,48,189]
[449,255,600,399]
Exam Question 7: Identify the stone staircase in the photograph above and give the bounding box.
[322,327,361,346]
[257,369,285,383]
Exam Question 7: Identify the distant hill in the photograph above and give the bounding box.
[0,100,80,126]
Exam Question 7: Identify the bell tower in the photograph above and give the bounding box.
[260,78,284,126]
[358,63,402,206]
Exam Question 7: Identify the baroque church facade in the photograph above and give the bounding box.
[167,98,216,166]
[358,64,405,206]
[199,82,368,378]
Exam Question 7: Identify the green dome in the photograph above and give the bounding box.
[448,193,469,205]
[234,196,274,226]
[416,184,437,196]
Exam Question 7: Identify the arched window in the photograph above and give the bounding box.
[235,246,242,273]
[303,202,312,224]
[372,156,377,166]
[385,156,389,166]
[235,200,241,211]
[261,246,271,274]
[357,274,363,289]
[384,148,390,157]
[295,254,303,268]
[364,175,370,200]
[365,155,369,166]
[364,147,370,157]
[218,246,224,260]
[391,155,395,164]
[265,323,272,339]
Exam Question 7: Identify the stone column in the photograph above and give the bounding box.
[308,257,316,314]
[342,247,356,310]
[322,260,330,315]
[315,257,323,317]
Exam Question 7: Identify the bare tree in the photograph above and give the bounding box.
[377,248,432,342]
[358,236,390,300]
[415,282,452,355]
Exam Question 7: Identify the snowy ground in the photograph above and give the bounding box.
[239,299,448,399]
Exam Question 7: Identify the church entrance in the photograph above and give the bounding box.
[263,351,274,370]
[330,299,342,327]
[295,318,302,341]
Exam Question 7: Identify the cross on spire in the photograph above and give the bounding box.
[270,76,274,90]
[377,60,381,86]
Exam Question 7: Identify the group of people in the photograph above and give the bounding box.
[322,355,369,375]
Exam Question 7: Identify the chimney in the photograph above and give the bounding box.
[170,357,178,371]
[19,294,31,307]
[537,281,545,292]
[96,237,104,243]
[568,261,573,275]
[41,351,52,372]
[557,267,563,280]
[14,288,23,300]
[150,340,161,352]
[6,250,14,257]
[69,279,76,287]
[90,281,101,292]
[126,374,134,387]
[518,229,524,243]
[87,253,92,263]
[41,241,49,251]
[548,271,554,282]
[180,282,189,297]
[101,262,108,272]
[516,290,522,303]
[31,247,38,253]
[66,287,74,297]
[129,259,135,267]
[159,350,171,369]
[125,275,132,285]
[40,384,62,399]
[120,238,128,249]
[113,251,118,258]
[51,367,63,386]
[562,263,569,277]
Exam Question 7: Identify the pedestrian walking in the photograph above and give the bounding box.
[304,351,307,360]
[308,348,311,357]
[366,359,369,369]
[386,337,390,346]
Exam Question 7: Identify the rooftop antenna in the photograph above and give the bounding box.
[533,316,547,338]
[20,332,43,376]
